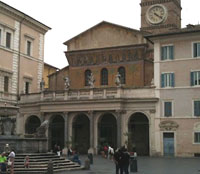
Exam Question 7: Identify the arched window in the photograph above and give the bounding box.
[101,68,108,85]
[118,67,126,84]
[85,69,91,86]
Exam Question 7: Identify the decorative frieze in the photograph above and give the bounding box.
[66,45,147,67]
[159,120,179,131]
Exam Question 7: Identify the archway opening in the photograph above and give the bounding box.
[50,115,64,150]
[25,115,41,134]
[72,114,90,154]
[98,113,117,151]
[128,112,149,156]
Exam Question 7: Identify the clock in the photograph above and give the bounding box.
[146,4,168,25]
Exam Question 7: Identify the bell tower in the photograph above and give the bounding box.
[140,0,182,34]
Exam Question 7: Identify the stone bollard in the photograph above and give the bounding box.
[130,155,138,173]
[84,158,90,170]
[47,159,54,174]
[88,153,93,164]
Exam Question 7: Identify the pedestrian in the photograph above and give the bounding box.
[121,147,130,174]
[72,151,81,165]
[103,145,108,158]
[113,148,120,174]
[67,146,73,158]
[0,152,7,174]
[8,149,15,174]
[57,146,61,157]
[24,155,30,168]
[53,144,58,154]
[108,146,114,160]
[118,148,124,174]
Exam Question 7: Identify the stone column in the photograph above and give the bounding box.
[119,110,127,147]
[88,111,95,154]
[63,112,68,147]
[116,111,121,148]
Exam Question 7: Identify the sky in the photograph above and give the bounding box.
[1,0,200,69]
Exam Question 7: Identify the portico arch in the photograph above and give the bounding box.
[72,113,90,154]
[128,112,149,156]
[98,113,117,151]
[25,115,41,134]
[49,115,65,150]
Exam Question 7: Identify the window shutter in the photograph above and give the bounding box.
[191,72,194,86]
[194,43,197,57]
[161,74,165,88]
[198,43,200,57]
[161,47,164,60]
[169,46,174,60]
[171,73,175,87]
[194,101,200,117]
[164,102,172,117]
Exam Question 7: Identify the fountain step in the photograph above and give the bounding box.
[9,153,82,173]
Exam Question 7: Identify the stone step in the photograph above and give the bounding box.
[9,153,82,173]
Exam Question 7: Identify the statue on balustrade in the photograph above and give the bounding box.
[115,72,121,87]
[40,78,45,92]
[88,73,95,88]
[64,76,70,90]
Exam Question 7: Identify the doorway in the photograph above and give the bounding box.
[163,132,174,157]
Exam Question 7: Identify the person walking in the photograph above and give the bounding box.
[113,148,120,174]
[121,147,130,174]
[118,148,124,174]
[0,152,7,174]
[8,149,15,174]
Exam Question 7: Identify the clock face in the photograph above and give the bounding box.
[146,4,167,25]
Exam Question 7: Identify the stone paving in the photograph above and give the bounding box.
[59,155,200,174]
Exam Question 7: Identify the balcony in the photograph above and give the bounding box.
[20,87,156,104]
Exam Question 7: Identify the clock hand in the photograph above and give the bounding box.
[154,13,162,19]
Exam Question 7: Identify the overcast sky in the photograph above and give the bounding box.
[1,0,200,69]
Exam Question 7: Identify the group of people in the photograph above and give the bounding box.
[103,145,114,159]
[0,149,15,174]
[113,147,130,174]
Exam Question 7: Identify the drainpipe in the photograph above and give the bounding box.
[17,16,26,101]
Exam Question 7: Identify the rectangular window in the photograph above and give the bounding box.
[6,32,11,48]
[193,42,200,58]
[191,71,200,86]
[27,40,31,56]
[4,76,9,92]
[25,82,29,94]
[161,45,174,60]
[194,100,200,117]
[164,101,172,117]
[161,73,175,88]
[194,132,200,143]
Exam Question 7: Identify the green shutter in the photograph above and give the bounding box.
[194,43,197,57]
[164,102,172,117]
[161,47,164,60]
[161,74,165,88]
[191,72,194,86]
[171,73,175,87]
[194,101,200,117]
[169,46,174,60]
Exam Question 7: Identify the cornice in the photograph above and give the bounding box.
[140,0,181,10]
[0,2,51,34]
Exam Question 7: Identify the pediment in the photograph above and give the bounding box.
[64,21,145,51]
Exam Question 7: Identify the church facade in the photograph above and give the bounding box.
[6,0,200,157]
